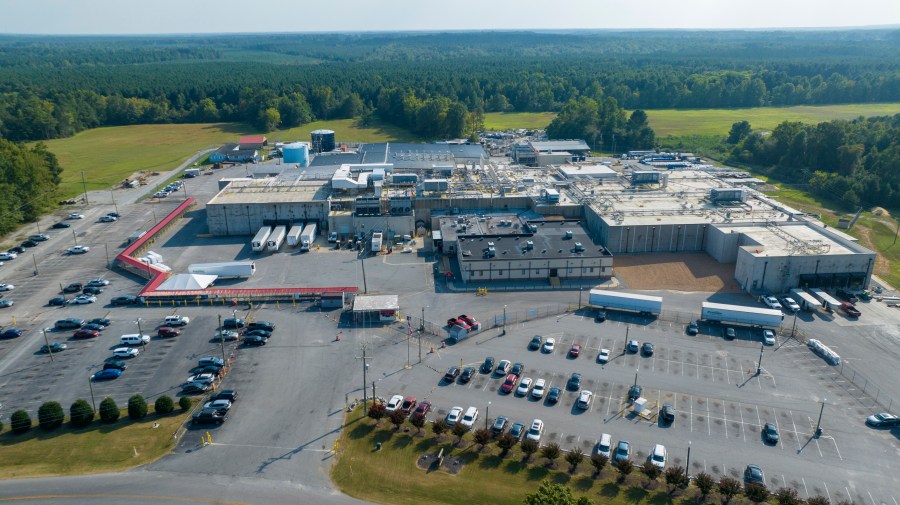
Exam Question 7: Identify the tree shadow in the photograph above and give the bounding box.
[573,475,596,492]
[478,454,503,470]
[600,482,621,498]
[502,459,526,474]
[525,466,550,481]
[625,486,650,504]
[649,491,676,505]
[348,423,375,440]
[552,472,572,485]
[391,434,413,450]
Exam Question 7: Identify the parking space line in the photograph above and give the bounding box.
[706,397,711,436]
[771,410,784,452]
[802,478,809,499]
[723,402,728,438]
[789,411,802,451]
[738,403,746,441]
[823,482,832,503]
[606,391,613,416]
[868,491,877,505]
[689,395,693,432]
[890,494,897,505]
[723,358,731,384]
[845,487,852,504]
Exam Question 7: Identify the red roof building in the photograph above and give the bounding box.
[239,135,268,149]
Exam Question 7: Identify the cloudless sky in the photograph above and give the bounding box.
[1,0,898,34]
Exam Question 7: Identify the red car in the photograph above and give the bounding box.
[400,396,418,415]
[569,344,582,358]
[73,329,100,339]
[411,400,432,420]
[500,373,519,394]
[458,314,477,326]
[158,327,181,338]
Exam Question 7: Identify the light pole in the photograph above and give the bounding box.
[790,311,799,338]
[360,257,368,294]
[81,170,89,205]
[634,369,639,388]
[485,401,491,430]
[110,190,118,215]
[36,221,42,234]
[32,254,39,276]
[623,325,630,354]
[135,318,146,352]
[502,305,507,335]
[685,441,691,479]
[356,344,371,413]
[757,343,764,375]
[578,288,583,309]
[814,398,826,437]
[218,314,226,364]
[88,375,96,412]
[42,328,53,362]
[72,228,78,246]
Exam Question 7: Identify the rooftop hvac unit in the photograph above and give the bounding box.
[565,230,573,239]
[574,242,584,252]
[525,240,534,250]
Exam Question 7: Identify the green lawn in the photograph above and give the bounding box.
[483,112,557,131]
[333,408,706,505]
[645,103,900,137]
[0,407,191,478]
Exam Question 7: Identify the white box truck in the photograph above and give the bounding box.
[700,302,783,327]
[184,168,201,178]
[300,223,317,251]
[251,227,272,252]
[287,224,304,247]
[588,289,663,316]
[266,226,286,252]
[188,261,256,278]
[371,231,383,253]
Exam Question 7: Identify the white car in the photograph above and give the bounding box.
[67,213,84,219]
[576,390,594,409]
[780,296,800,312]
[0,283,14,291]
[203,399,232,411]
[526,419,544,442]
[542,337,556,353]
[99,215,117,222]
[459,406,478,429]
[87,279,110,287]
[164,315,190,326]
[531,378,546,399]
[494,359,511,376]
[0,252,17,260]
[763,296,782,310]
[215,329,240,341]
[649,444,667,469]
[516,377,533,396]
[67,246,90,254]
[597,348,610,364]
[69,295,97,304]
[112,347,139,358]
[385,394,404,412]
[763,330,776,346]
[186,373,217,385]
[446,406,463,426]
[0,299,14,308]
[153,191,169,198]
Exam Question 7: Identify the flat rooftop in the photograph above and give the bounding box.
[716,222,864,257]
[439,213,527,243]
[529,140,590,152]
[208,180,331,205]
[457,220,611,263]
[558,164,617,179]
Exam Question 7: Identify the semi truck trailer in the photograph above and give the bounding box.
[700,302,783,327]
[287,224,304,247]
[300,223,317,251]
[188,261,256,279]
[266,226,286,252]
[251,227,272,252]
[588,290,663,316]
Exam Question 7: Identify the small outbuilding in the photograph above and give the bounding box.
[350,294,399,323]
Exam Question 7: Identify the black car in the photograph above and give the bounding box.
[245,329,271,339]
[181,383,210,394]
[54,318,85,330]
[1,328,24,339]
[192,411,226,425]
[88,318,111,327]
[744,465,764,485]
[243,335,267,346]
[762,423,779,444]
[641,342,654,356]
[111,295,139,305]
[106,212,121,218]
[595,310,607,322]
[566,372,582,391]
[52,222,71,229]
[686,321,699,335]
[223,317,245,329]
[480,356,495,374]
[49,297,68,306]
[21,240,38,248]
[189,365,224,376]
[528,336,542,350]
[628,384,642,402]
[247,321,275,332]
[211,390,238,403]
[510,363,525,376]
[443,367,461,382]
[491,416,509,435]
[460,367,476,383]
[547,386,562,404]
[9,246,26,254]
[63,283,84,293]
[660,404,675,424]
[82,323,106,332]
[82,286,103,295]
[103,359,128,371]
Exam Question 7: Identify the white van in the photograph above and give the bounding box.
[164,315,190,326]
[120,334,150,346]
[460,406,479,429]
[594,433,612,458]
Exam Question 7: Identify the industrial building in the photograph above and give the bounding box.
[209,143,261,163]
[512,139,591,166]
[238,135,268,150]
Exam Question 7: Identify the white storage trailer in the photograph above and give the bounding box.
[300,223,317,251]
[588,290,663,315]
[266,226,287,252]
[188,261,256,279]
[790,288,822,311]
[251,227,272,252]
[371,231,383,253]
[287,224,304,247]
[700,302,783,327]
[808,288,841,311]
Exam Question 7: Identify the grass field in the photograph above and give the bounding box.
[332,408,708,505]
[483,112,557,131]
[0,407,191,478]
[37,119,417,198]
[646,103,900,137]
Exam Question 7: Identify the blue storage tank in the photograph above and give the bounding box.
[282,143,309,167]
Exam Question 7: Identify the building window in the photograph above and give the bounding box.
[567,268,573,274]
[522,269,527,274]
[498,270,503,276]
[534,269,541,274]
[589,267,594,272]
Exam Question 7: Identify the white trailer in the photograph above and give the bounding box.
[251,227,272,252]
[287,224,304,247]
[371,231,383,253]
[808,288,841,311]
[184,168,201,178]
[266,226,287,252]
[300,223,317,251]
[790,288,822,312]
[188,261,256,278]
[701,302,783,328]
[588,290,663,315]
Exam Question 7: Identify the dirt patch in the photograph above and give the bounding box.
[417,451,465,474]
[614,252,740,292]
[871,207,891,217]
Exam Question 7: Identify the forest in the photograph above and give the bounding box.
[0,140,62,235]
[1,30,899,142]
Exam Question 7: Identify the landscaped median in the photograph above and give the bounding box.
[0,395,194,478]
[331,404,836,505]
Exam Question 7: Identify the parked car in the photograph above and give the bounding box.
[0,283,14,291]
[569,343,582,358]
[63,283,83,293]
[597,348,610,364]
[211,390,238,403]
[247,321,275,332]
[119,334,150,346]
[190,366,224,376]
[49,297,68,306]
[613,440,631,462]
[660,404,675,424]
[192,411,226,425]
[840,302,861,318]
[21,239,39,248]
[446,406,463,426]
[531,378,547,399]
[500,374,519,394]
[566,372,582,391]
[411,401,431,421]
[542,337,556,353]
[626,340,639,353]
[67,246,90,254]
[198,357,225,367]
[76,322,100,331]
[158,327,181,338]
[385,395,404,412]
[547,386,562,404]
[106,212,121,218]
[29,233,50,242]
[69,294,95,303]
[628,384,642,401]
[186,373,217,385]
[51,222,71,229]
[595,310,607,322]
[836,288,859,303]
[99,215,117,222]
[494,359,511,376]
[763,330,776,345]
[779,297,800,312]
[725,327,736,340]
[576,390,594,409]
[528,335,542,350]
[459,367,476,383]
[744,464,764,485]
[87,318,111,327]
[67,213,84,219]
[203,399,233,414]
[0,299,14,308]
[444,367,461,382]
[641,342,654,356]
[0,328,24,339]
[55,318,85,329]
[82,286,103,295]
[0,252,17,260]
[73,329,100,339]
[103,359,128,371]
[223,317,245,329]
[39,342,68,353]
[112,347,139,358]
[509,422,526,441]
[111,295,139,305]
[9,246,25,254]
[480,356,495,374]
[649,444,667,469]
[243,335,267,346]
[865,413,900,428]
[762,422,779,444]
[516,377,533,396]
[491,415,509,435]
[215,329,240,341]
[92,369,122,381]
[508,363,523,377]
[686,321,699,335]
[458,314,477,326]
[526,419,544,442]
[182,383,211,394]
[245,329,272,339]
[400,396,418,415]
[763,296,782,310]
[594,433,612,458]
[164,315,190,326]
[153,191,170,199]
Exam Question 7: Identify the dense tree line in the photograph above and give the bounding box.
[0,140,62,234]
[0,31,898,142]
[727,115,900,209]
[546,96,655,151]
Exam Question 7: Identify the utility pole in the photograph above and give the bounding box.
[72,229,79,246]
[578,288,582,310]
[32,254,39,276]
[136,318,146,352]
[42,328,53,362]
[36,221,42,234]
[756,343,764,376]
[790,312,799,338]
[502,305,507,335]
[685,441,691,479]
[88,375,96,412]
[405,320,411,369]
[356,344,371,413]
[219,314,226,364]
[814,398,826,438]
[81,170,89,205]
[360,258,368,294]
[111,190,118,215]
[420,306,426,332]
[104,243,110,268]
[634,369,639,388]
[623,325,630,353]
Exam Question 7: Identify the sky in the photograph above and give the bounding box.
[1,0,898,34]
